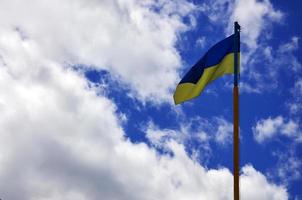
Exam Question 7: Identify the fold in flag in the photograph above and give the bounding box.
[173,34,240,105]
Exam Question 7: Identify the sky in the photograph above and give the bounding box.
[0,0,301,199]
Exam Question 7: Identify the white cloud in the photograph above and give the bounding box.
[293,79,302,96]
[0,0,197,104]
[288,78,302,115]
[201,0,282,50]
[252,116,301,143]
[253,116,283,143]
[145,116,235,165]
[199,0,233,23]
[276,37,301,72]
[195,36,206,47]
[241,165,288,200]
[146,121,181,149]
[214,117,233,145]
[271,148,301,185]
[145,119,212,162]
[0,60,289,200]
[239,82,262,94]
[279,37,299,53]
[242,36,301,94]
[146,116,233,150]
[230,0,282,49]
[0,0,290,199]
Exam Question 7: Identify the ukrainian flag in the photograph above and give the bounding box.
[174,34,240,105]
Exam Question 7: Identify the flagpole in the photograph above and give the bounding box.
[233,21,240,200]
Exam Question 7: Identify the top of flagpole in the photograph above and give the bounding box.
[234,22,240,87]
[234,21,241,33]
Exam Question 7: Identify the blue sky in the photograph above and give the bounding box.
[86,0,302,198]
[0,0,301,199]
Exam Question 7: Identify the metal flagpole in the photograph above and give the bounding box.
[233,21,240,200]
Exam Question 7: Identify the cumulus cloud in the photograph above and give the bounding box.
[214,117,233,145]
[252,93,302,186]
[287,77,302,116]
[145,119,212,163]
[0,0,290,199]
[201,0,282,49]
[230,0,282,49]
[241,165,288,200]
[0,53,288,200]
[145,116,236,165]
[195,36,206,47]
[252,116,301,143]
[252,116,284,143]
[278,36,299,53]
[146,116,233,148]
[0,47,288,198]
[273,36,301,72]
[0,0,197,104]
[271,148,301,185]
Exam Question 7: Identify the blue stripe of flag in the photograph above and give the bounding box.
[180,34,238,84]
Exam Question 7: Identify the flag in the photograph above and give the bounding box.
[173,34,240,105]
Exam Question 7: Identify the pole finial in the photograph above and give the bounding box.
[234,21,240,32]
